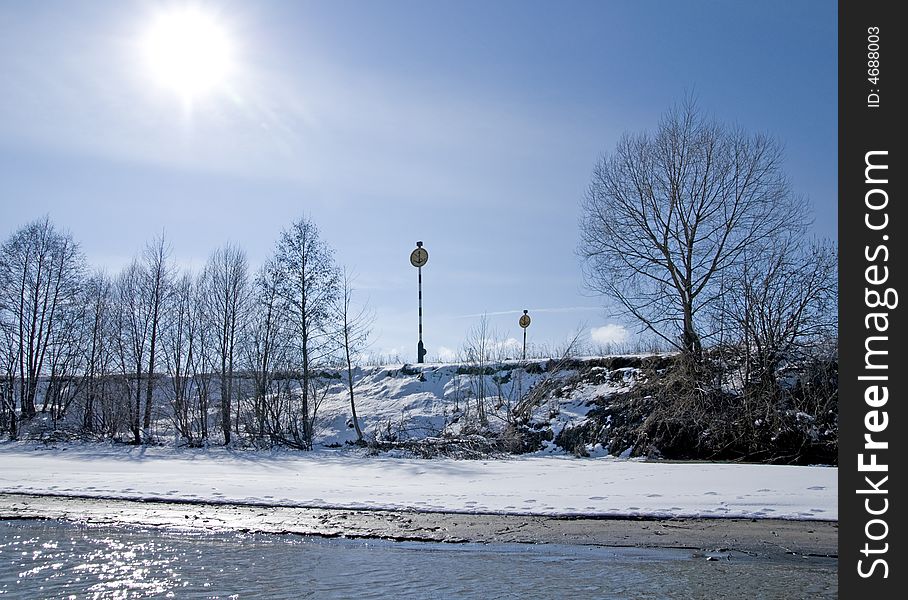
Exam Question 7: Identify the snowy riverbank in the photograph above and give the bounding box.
[0,444,836,520]
[0,494,839,564]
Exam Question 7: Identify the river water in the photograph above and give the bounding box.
[1,520,834,599]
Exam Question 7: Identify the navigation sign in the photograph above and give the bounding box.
[519,310,530,360]
[410,244,428,268]
[519,311,531,329]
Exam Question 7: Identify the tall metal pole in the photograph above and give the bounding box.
[417,262,424,363]
[411,241,428,363]
[519,310,530,361]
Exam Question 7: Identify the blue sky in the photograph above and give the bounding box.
[0,0,837,360]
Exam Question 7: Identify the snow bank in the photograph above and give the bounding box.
[0,444,836,520]
[314,359,633,449]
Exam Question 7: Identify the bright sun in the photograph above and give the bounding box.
[142,7,233,100]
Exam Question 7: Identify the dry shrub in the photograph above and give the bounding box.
[562,351,837,464]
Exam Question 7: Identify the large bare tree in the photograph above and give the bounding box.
[243,261,287,445]
[109,236,171,444]
[141,235,171,440]
[272,217,339,449]
[81,271,115,434]
[162,271,198,443]
[113,261,149,444]
[202,244,249,445]
[579,100,801,357]
[1,318,20,437]
[0,218,86,421]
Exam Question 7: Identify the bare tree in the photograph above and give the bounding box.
[0,320,18,437]
[201,244,249,445]
[41,294,87,425]
[720,238,837,384]
[460,314,502,425]
[162,271,197,443]
[81,271,115,434]
[243,262,282,444]
[113,261,148,444]
[190,275,215,442]
[272,217,340,449]
[0,218,86,421]
[579,100,802,358]
[141,235,171,440]
[334,269,372,442]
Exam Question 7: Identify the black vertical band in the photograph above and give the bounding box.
[839,0,904,595]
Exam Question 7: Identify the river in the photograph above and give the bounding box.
[1,519,835,599]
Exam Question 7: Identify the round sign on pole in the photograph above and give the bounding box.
[412,241,428,363]
[519,310,530,360]
[519,310,531,328]
[410,242,428,268]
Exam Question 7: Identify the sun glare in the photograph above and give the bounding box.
[142,7,233,100]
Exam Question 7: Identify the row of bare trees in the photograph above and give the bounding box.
[0,216,370,447]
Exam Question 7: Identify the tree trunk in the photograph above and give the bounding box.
[345,337,363,442]
[221,355,231,445]
[144,327,156,439]
[133,371,142,444]
[682,303,702,358]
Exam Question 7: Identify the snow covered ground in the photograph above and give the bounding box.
[311,361,594,447]
[1,359,837,522]
[0,444,836,520]
[17,359,627,451]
